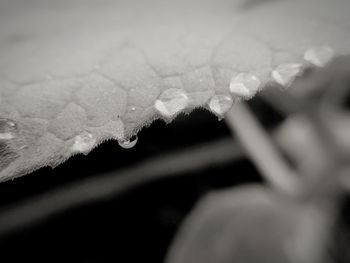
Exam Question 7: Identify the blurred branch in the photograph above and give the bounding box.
[260,87,350,197]
[225,102,302,195]
[0,138,243,238]
[260,89,345,161]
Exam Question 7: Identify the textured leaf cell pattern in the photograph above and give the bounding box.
[0,0,350,180]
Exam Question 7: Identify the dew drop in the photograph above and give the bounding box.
[154,88,189,118]
[229,73,261,99]
[71,131,96,154]
[304,46,334,67]
[118,135,138,149]
[0,133,14,140]
[0,118,18,140]
[0,141,19,172]
[208,94,233,117]
[271,63,303,88]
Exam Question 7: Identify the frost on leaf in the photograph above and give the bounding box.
[0,0,350,181]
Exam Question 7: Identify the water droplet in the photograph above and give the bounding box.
[154,88,189,118]
[304,46,334,67]
[0,133,14,140]
[0,118,18,140]
[119,135,138,149]
[208,94,233,117]
[0,141,19,172]
[71,131,96,154]
[229,73,261,99]
[271,63,303,88]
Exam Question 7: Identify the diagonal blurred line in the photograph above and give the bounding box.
[260,90,350,196]
[225,102,302,196]
[260,89,344,160]
[0,137,243,238]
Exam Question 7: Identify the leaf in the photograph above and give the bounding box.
[166,185,335,263]
[0,0,350,180]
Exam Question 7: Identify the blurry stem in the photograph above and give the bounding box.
[226,102,302,196]
[260,89,344,161]
[260,89,350,198]
[0,138,243,237]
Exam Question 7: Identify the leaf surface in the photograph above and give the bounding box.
[0,0,350,180]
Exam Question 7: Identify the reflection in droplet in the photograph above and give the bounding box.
[229,73,261,99]
[71,131,96,154]
[271,63,303,88]
[0,133,15,140]
[118,135,138,149]
[0,141,19,172]
[154,88,189,118]
[208,94,233,117]
[304,46,334,67]
[0,118,18,140]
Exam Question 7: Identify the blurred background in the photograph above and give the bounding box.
[0,57,349,262]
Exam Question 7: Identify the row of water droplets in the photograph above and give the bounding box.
[154,45,334,119]
[58,46,337,154]
[0,46,334,156]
